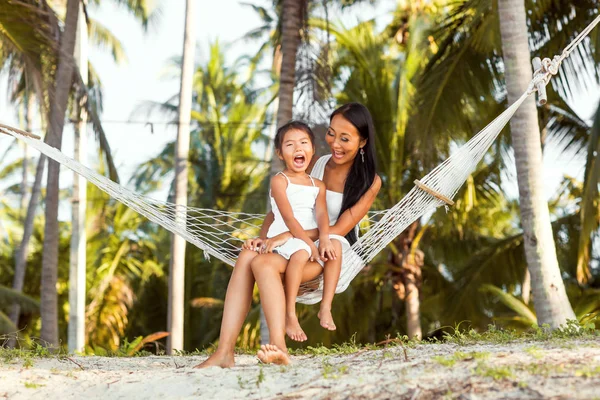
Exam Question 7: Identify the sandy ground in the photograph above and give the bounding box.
[1,338,599,399]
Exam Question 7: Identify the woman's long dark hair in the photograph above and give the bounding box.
[331,103,377,245]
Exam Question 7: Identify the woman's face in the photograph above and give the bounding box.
[326,114,366,165]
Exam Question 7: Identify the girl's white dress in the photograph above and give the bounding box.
[267,172,319,259]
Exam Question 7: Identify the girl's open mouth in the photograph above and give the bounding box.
[293,154,306,168]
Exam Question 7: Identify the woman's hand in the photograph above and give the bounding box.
[242,237,264,252]
[260,232,292,254]
[319,238,337,261]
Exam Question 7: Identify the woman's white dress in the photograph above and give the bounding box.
[295,155,363,305]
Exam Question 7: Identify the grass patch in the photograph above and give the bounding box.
[474,363,515,380]
[433,351,491,367]
[575,366,600,378]
[321,360,349,379]
[441,319,598,346]
[525,345,543,359]
[24,381,44,389]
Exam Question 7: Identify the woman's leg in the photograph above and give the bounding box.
[194,249,258,368]
[284,251,310,342]
[250,254,289,358]
[318,239,343,330]
[252,254,323,365]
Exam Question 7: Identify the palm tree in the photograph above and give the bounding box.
[40,0,82,346]
[68,1,88,353]
[167,0,196,354]
[497,0,575,328]
[134,41,271,350]
[1,0,157,347]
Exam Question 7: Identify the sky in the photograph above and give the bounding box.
[0,1,598,220]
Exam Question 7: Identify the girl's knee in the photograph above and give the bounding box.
[330,239,343,252]
[290,251,310,264]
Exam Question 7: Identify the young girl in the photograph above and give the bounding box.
[264,121,336,342]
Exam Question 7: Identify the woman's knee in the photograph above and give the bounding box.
[235,249,258,271]
[251,254,287,276]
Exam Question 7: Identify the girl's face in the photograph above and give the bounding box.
[277,128,315,173]
[326,114,366,165]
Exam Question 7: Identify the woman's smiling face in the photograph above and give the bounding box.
[326,114,366,165]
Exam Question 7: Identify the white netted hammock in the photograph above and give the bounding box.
[1,15,598,304]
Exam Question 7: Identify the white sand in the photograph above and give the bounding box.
[1,339,599,399]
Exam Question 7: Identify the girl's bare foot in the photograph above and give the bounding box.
[318,308,336,331]
[256,344,290,365]
[193,351,234,369]
[286,314,308,342]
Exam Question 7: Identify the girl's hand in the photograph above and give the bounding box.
[319,238,337,261]
[309,243,320,262]
[242,237,264,252]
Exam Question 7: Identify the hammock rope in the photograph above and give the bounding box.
[2,14,599,304]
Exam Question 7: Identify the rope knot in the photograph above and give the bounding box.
[541,56,560,75]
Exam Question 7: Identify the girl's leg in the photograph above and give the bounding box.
[284,251,310,342]
[318,239,343,331]
[194,249,258,368]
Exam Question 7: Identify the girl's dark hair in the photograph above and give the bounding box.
[274,120,315,152]
[331,103,378,245]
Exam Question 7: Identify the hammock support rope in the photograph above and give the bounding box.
[2,14,600,304]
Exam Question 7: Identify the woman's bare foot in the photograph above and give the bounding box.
[286,314,308,342]
[256,344,290,365]
[193,351,234,369]
[318,308,336,331]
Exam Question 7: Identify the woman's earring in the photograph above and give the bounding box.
[360,148,365,163]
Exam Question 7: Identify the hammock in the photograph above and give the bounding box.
[1,15,598,304]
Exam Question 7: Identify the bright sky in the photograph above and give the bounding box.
[0,0,598,220]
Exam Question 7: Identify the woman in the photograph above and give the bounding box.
[195,103,381,368]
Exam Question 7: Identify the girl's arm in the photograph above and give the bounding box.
[270,174,319,259]
[329,175,382,237]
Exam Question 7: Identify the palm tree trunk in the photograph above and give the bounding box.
[167,0,195,354]
[403,258,422,340]
[68,1,88,353]
[261,0,304,346]
[40,0,81,346]
[20,93,34,214]
[393,221,423,339]
[270,0,302,178]
[497,0,575,328]
[7,94,37,348]
[522,268,531,305]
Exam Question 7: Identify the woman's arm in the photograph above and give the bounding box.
[259,211,275,239]
[329,175,382,237]
[314,180,329,238]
